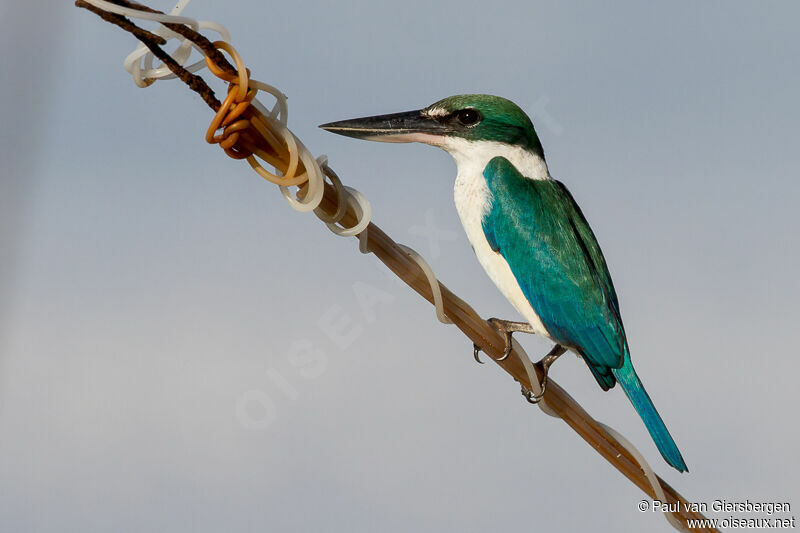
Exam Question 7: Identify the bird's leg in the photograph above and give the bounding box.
[521,344,567,403]
[473,318,537,364]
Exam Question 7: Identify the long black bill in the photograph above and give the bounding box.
[319,109,450,143]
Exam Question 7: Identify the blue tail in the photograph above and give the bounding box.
[612,353,688,472]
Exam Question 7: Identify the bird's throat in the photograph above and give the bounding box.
[442,138,550,183]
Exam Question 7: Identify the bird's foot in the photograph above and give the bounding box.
[473,318,536,364]
[520,344,567,403]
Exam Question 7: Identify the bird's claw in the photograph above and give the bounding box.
[486,318,515,361]
[521,384,546,404]
[473,343,485,364]
[521,362,549,403]
[519,344,566,404]
[473,318,515,364]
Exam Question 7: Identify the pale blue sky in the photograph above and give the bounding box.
[1,1,798,531]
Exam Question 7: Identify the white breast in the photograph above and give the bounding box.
[443,138,552,339]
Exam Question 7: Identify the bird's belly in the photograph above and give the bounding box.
[453,174,550,339]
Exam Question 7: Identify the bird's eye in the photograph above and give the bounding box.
[455,109,481,126]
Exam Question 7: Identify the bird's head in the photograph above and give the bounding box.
[319,94,545,161]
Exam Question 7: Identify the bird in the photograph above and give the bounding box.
[319,94,687,472]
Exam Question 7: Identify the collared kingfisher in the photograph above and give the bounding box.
[320,94,687,472]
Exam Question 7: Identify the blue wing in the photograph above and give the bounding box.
[481,157,688,472]
[481,156,625,389]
